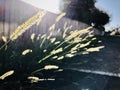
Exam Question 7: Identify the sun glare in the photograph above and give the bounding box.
[21,0,60,14]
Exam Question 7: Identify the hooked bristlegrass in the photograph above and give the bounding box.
[10,11,46,41]
[0,10,46,50]
[0,11,104,83]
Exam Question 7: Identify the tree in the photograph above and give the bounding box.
[60,0,110,31]
[91,8,110,30]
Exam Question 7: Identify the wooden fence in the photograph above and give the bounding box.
[0,0,100,40]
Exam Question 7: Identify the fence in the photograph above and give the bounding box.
[0,0,100,40]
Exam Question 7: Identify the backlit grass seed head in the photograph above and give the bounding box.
[49,24,56,31]
[98,41,102,43]
[51,48,63,55]
[43,49,47,53]
[10,11,46,41]
[2,36,7,43]
[82,51,89,55]
[65,27,92,41]
[54,41,61,45]
[50,38,56,43]
[46,78,55,81]
[37,34,41,40]
[86,46,104,52]
[57,28,61,33]
[44,65,59,70]
[28,76,40,83]
[65,54,75,58]
[91,37,97,41]
[71,44,80,51]
[64,22,72,30]
[57,56,64,60]
[79,41,91,48]
[37,10,47,25]
[52,56,58,59]
[70,51,77,54]
[57,69,63,72]
[56,12,66,22]
[31,33,35,42]
[36,18,42,26]
[47,36,51,39]
[88,34,94,37]
[64,22,67,29]
[0,70,14,80]
[22,49,32,55]
[40,36,47,48]
[41,34,46,39]
[73,37,82,43]
[63,23,72,38]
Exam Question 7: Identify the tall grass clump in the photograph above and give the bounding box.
[0,11,104,89]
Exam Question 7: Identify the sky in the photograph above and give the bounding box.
[21,0,61,13]
[21,0,120,30]
[96,0,120,30]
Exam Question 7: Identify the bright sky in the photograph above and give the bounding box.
[21,0,61,13]
[96,0,120,30]
[21,0,120,30]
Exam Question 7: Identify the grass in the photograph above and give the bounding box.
[0,11,104,89]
